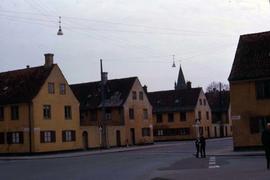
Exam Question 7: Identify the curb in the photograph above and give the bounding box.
[0,142,183,161]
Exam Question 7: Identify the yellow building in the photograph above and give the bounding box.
[148,66,212,141]
[0,54,81,153]
[71,76,154,149]
[229,31,270,150]
[205,90,232,137]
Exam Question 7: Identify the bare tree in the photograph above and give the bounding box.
[206,82,229,92]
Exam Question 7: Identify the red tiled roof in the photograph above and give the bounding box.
[205,90,230,112]
[148,88,202,112]
[0,65,54,105]
[70,77,137,110]
[229,31,270,81]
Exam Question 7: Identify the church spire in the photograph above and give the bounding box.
[175,65,187,90]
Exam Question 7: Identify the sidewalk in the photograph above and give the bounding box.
[0,138,265,160]
[208,147,264,157]
[0,143,179,161]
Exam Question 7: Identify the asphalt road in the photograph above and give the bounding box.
[0,138,268,180]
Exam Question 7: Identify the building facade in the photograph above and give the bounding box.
[71,77,154,149]
[148,66,212,141]
[206,90,232,137]
[229,31,270,150]
[0,54,81,153]
[148,87,212,141]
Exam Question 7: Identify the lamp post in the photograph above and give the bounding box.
[99,126,102,149]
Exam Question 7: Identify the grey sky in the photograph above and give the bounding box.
[0,0,269,91]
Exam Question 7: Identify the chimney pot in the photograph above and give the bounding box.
[186,81,192,89]
[44,53,54,67]
[26,65,30,68]
[143,85,148,93]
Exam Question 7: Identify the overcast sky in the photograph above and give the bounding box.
[0,0,270,91]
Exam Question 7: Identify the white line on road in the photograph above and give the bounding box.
[209,156,220,169]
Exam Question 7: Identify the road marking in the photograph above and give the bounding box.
[208,156,220,169]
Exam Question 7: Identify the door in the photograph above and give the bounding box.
[220,126,224,137]
[130,128,135,145]
[82,131,88,150]
[116,130,121,147]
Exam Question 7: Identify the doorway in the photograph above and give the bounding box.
[130,128,135,145]
[220,126,224,137]
[82,131,88,150]
[116,130,121,147]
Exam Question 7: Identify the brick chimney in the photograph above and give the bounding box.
[44,53,54,67]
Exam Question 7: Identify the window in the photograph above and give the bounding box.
[62,130,76,142]
[105,109,112,120]
[142,128,151,137]
[11,105,19,120]
[48,82,55,94]
[199,99,202,105]
[179,128,190,135]
[250,116,270,134]
[180,112,186,121]
[7,132,23,144]
[157,130,163,136]
[0,106,4,121]
[139,91,144,100]
[132,91,137,100]
[156,113,163,123]
[143,109,148,120]
[198,111,201,120]
[40,131,56,143]
[64,106,72,119]
[256,80,270,99]
[0,132,5,144]
[154,128,190,136]
[168,113,174,122]
[203,99,206,106]
[129,108,134,119]
[43,105,51,119]
[206,111,209,120]
[60,83,66,95]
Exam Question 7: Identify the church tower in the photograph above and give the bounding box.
[174,65,187,90]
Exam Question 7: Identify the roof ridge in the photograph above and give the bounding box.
[0,64,56,75]
[71,76,137,86]
[149,87,202,94]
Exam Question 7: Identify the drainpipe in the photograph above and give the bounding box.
[28,102,32,154]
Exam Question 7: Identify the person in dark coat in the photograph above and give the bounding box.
[200,135,206,158]
[261,123,270,169]
[195,138,200,158]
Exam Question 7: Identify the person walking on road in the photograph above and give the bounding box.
[195,138,200,158]
[200,135,206,158]
[261,123,270,169]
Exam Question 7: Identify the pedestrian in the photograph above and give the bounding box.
[261,123,270,169]
[200,135,206,158]
[195,138,200,158]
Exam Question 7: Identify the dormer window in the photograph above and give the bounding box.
[48,82,55,94]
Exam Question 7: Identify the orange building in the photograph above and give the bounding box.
[229,31,270,150]
[71,76,154,148]
[148,66,212,141]
[205,90,232,137]
[0,54,81,153]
